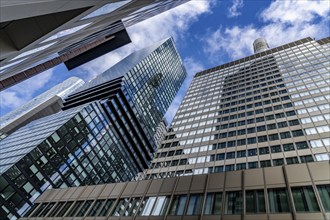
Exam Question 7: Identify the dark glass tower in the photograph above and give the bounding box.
[0,38,187,219]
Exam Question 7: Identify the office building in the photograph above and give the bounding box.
[0,77,84,136]
[0,0,188,90]
[0,38,186,219]
[22,36,330,220]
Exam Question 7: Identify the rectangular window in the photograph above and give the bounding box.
[76,200,93,217]
[87,200,105,216]
[280,131,291,139]
[225,191,242,214]
[204,192,222,215]
[259,147,269,155]
[268,188,290,213]
[269,134,279,141]
[236,163,246,170]
[260,160,271,167]
[169,195,187,215]
[300,155,314,163]
[283,143,295,151]
[273,158,284,166]
[151,196,170,216]
[317,185,330,212]
[237,150,246,158]
[291,186,320,212]
[292,129,304,137]
[98,200,114,216]
[286,157,299,164]
[186,194,203,215]
[258,135,268,143]
[66,201,84,217]
[246,190,266,213]
[248,162,258,169]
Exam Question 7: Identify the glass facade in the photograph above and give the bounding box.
[0,39,187,220]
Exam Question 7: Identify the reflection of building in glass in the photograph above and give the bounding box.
[0,77,84,136]
[21,36,330,220]
[0,0,189,90]
[0,38,186,219]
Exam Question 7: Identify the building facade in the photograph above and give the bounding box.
[148,37,330,179]
[0,77,84,136]
[19,161,330,220]
[20,36,330,220]
[0,38,186,219]
[0,0,189,90]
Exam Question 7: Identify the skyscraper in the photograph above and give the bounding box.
[23,36,330,220]
[0,0,189,90]
[0,38,186,219]
[0,77,84,136]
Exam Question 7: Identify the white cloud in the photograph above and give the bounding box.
[204,0,330,61]
[76,0,213,81]
[164,57,205,124]
[228,0,244,17]
[0,68,53,111]
[261,0,330,24]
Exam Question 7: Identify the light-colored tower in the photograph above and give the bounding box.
[253,38,270,53]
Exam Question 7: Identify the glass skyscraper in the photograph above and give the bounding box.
[21,36,330,220]
[0,77,84,136]
[0,38,187,219]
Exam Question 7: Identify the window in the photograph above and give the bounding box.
[257,125,266,132]
[269,134,279,141]
[204,192,222,215]
[248,162,258,169]
[247,137,256,144]
[76,200,93,217]
[296,141,308,150]
[55,202,74,217]
[226,152,235,159]
[151,196,170,216]
[289,119,300,126]
[112,198,132,216]
[87,200,105,216]
[186,194,203,215]
[225,191,242,214]
[225,164,235,171]
[259,147,269,155]
[270,145,282,153]
[286,157,299,164]
[267,123,276,130]
[283,143,295,151]
[291,186,320,212]
[247,127,256,134]
[246,190,266,213]
[236,163,246,170]
[66,201,84,217]
[315,153,330,161]
[169,195,187,215]
[300,155,314,163]
[237,150,246,158]
[260,160,271,167]
[258,135,268,143]
[280,131,291,139]
[317,185,330,212]
[268,188,290,213]
[214,166,223,173]
[278,121,288,128]
[292,129,304,137]
[273,158,284,166]
[98,200,114,216]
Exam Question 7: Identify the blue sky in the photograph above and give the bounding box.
[1,0,329,124]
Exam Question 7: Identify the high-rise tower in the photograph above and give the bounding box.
[0,38,187,219]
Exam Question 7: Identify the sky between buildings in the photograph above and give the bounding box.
[0,0,329,124]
